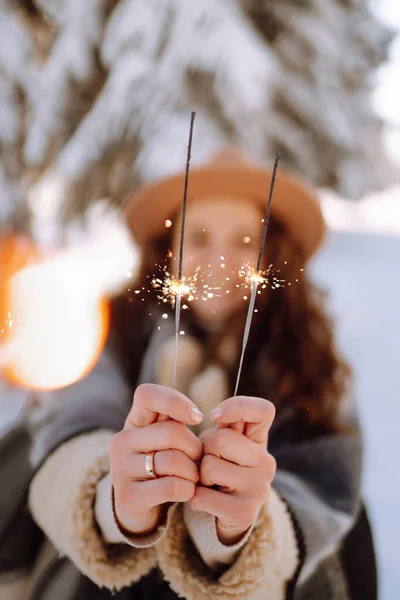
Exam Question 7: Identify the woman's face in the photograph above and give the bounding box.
[171,195,263,326]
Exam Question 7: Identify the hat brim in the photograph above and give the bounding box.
[124,165,326,261]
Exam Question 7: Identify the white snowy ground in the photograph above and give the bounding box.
[311,230,400,600]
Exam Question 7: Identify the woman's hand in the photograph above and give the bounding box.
[190,396,276,545]
[110,383,204,536]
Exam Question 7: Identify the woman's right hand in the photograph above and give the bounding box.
[109,383,204,536]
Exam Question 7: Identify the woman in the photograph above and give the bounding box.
[28,149,367,600]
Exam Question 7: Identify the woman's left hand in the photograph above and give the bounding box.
[189,396,277,545]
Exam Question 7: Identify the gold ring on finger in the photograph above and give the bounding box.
[144,451,158,479]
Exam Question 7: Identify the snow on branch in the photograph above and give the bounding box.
[0,0,393,232]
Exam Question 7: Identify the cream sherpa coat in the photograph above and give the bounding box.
[27,318,361,599]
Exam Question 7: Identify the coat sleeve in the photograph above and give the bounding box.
[28,344,161,591]
[155,399,362,600]
[29,431,158,592]
[272,410,362,587]
[157,490,299,600]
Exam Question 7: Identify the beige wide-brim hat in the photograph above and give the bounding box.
[124,148,326,261]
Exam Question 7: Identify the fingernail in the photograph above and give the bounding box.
[190,407,203,424]
[210,407,223,420]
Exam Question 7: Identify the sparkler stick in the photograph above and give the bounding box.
[173,111,196,388]
[234,153,280,396]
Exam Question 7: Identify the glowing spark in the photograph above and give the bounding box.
[238,262,285,292]
[165,220,172,228]
[150,260,216,307]
[243,236,251,244]
[151,269,200,307]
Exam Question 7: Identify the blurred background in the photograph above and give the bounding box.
[0,1,399,598]
[314,4,400,598]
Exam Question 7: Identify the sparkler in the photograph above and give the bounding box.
[234,153,280,396]
[172,111,196,388]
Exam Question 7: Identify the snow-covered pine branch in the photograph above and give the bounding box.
[0,0,393,234]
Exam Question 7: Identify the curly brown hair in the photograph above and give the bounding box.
[252,219,352,435]
[110,216,352,436]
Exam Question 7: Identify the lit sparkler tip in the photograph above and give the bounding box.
[150,266,200,307]
[150,258,218,308]
[238,262,285,292]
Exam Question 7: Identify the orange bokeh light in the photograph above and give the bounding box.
[0,235,38,340]
[0,235,110,390]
